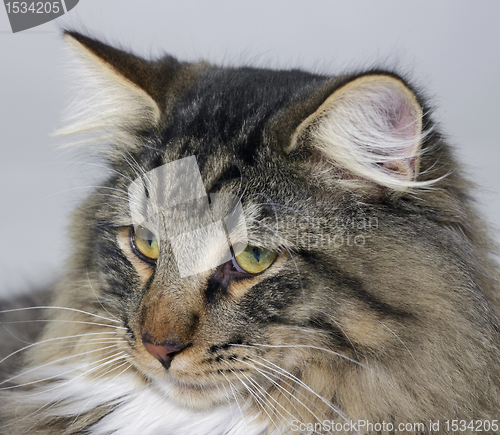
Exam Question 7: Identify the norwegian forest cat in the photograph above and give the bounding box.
[1,31,500,434]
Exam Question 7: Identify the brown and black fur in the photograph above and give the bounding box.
[1,31,499,434]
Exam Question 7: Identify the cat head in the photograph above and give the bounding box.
[55,31,497,423]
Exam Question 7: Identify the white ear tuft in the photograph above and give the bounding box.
[57,33,161,149]
[292,75,431,190]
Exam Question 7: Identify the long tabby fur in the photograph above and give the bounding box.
[1,31,499,434]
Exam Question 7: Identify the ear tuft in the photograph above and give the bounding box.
[292,74,432,191]
[57,31,163,149]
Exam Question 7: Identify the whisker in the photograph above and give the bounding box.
[91,185,130,196]
[0,346,119,389]
[29,338,123,354]
[0,306,123,325]
[122,149,149,184]
[234,357,324,426]
[233,350,353,427]
[0,332,119,366]
[18,352,127,399]
[317,308,359,360]
[0,322,33,346]
[87,192,129,202]
[378,320,424,375]
[243,343,367,369]
[70,361,132,425]
[228,367,283,434]
[252,355,351,425]
[226,368,280,434]
[39,185,130,204]
[2,354,128,432]
[0,319,122,329]
[218,370,250,433]
[86,268,121,322]
[231,363,296,431]
[2,337,122,356]
[209,373,233,411]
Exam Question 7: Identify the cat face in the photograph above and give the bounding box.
[80,89,339,410]
[2,31,499,434]
[65,36,426,414]
[60,32,500,422]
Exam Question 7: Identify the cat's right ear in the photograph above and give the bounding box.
[59,31,180,145]
[287,74,436,193]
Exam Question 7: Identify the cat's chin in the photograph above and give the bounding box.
[152,376,229,410]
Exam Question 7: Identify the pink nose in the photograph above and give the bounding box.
[142,339,189,369]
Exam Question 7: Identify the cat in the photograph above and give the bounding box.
[1,30,500,435]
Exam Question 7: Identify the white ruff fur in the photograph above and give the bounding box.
[21,366,273,435]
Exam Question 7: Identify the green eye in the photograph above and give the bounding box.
[233,245,277,274]
[131,225,159,261]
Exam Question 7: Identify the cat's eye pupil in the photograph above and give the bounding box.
[131,225,159,262]
[234,245,277,274]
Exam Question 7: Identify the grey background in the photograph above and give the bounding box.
[1,0,499,298]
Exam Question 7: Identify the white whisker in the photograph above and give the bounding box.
[0,306,123,325]
[228,366,283,434]
[378,320,424,375]
[235,357,325,426]
[248,353,352,425]
[0,346,119,389]
[0,319,122,329]
[218,369,250,433]
[86,268,121,322]
[2,354,128,432]
[70,361,132,425]
[18,352,127,399]
[231,362,297,431]
[0,332,119,366]
[317,308,359,360]
[244,343,366,369]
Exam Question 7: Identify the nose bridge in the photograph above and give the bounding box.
[139,275,203,344]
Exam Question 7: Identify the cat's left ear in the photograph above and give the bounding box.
[289,74,425,191]
[59,31,180,141]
